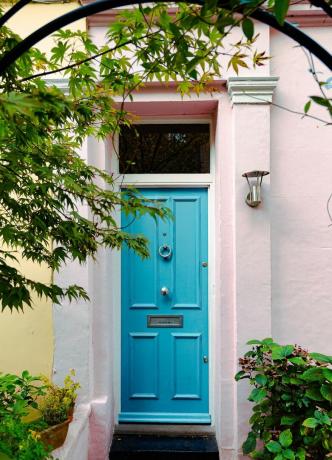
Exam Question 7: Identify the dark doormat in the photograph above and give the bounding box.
[109,434,219,459]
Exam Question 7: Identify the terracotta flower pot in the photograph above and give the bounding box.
[39,417,72,450]
[68,404,75,418]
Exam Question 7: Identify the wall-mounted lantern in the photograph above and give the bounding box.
[242,170,270,207]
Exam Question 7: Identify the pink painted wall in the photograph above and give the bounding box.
[206,23,332,458]
[270,27,332,353]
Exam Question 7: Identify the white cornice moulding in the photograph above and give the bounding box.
[227,76,279,105]
[44,78,69,94]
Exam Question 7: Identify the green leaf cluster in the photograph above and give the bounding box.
[0,370,46,420]
[236,339,332,459]
[0,3,271,311]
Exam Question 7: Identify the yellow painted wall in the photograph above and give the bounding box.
[0,257,54,377]
[0,1,85,378]
[7,2,86,53]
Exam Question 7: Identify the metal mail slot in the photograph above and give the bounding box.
[147,315,183,328]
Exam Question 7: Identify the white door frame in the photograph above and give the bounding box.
[108,116,217,425]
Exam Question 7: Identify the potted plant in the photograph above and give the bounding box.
[36,370,80,450]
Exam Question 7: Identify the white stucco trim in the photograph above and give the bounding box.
[227,76,279,105]
[121,173,213,187]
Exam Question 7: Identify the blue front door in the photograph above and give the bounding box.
[120,188,210,424]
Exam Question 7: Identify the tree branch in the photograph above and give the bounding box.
[20,30,158,82]
[303,48,331,101]
[21,9,204,83]
[242,92,331,124]
[0,0,331,76]
[327,192,332,226]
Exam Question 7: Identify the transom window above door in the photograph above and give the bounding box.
[119,124,210,174]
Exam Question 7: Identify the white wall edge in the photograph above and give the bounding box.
[53,403,91,460]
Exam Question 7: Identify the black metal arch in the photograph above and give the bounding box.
[0,0,331,75]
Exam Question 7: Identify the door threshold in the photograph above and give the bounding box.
[114,424,215,436]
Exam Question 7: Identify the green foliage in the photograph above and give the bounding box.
[309,95,332,117]
[274,0,290,25]
[237,339,332,459]
[0,417,52,460]
[242,18,254,40]
[0,3,270,312]
[0,371,51,459]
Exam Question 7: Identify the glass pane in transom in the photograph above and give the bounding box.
[119,124,210,174]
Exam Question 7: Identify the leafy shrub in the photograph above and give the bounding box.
[0,371,51,459]
[236,338,332,459]
[0,417,52,460]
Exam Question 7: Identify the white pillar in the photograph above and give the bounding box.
[227,76,277,458]
[53,138,92,404]
[87,136,116,460]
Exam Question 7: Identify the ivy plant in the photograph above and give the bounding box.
[236,339,332,459]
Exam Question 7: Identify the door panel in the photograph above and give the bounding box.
[128,208,160,310]
[172,333,202,399]
[129,333,159,399]
[120,188,209,424]
[172,197,202,309]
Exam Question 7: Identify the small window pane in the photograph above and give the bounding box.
[119,124,210,174]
